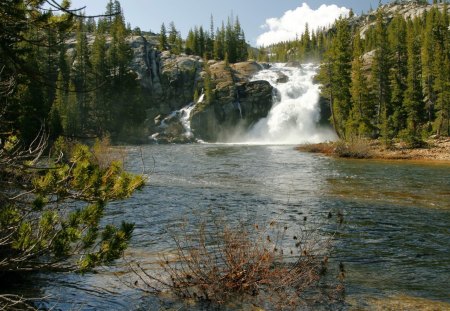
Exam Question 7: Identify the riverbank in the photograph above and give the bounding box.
[297,137,450,162]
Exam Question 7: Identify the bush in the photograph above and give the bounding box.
[297,142,335,155]
[129,219,344,309]
[334,139,372,158]
[0,136,144,274]
[398,129,426,148]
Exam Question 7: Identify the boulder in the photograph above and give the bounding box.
[190,73,273,141]
[231,61,264,81]
[276,72,289,84]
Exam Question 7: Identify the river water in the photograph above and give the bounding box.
[23,144,450,310]
[15,64,450,309]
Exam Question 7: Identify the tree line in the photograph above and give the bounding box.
[325,2,449,145]
[158,15,249,63]
[256,23,337,63]
[48,1,146,142]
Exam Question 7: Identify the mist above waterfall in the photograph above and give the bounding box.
[228,63,337,145]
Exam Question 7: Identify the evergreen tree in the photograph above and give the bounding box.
[91,25,109,133]
[198,26,206,57]
[318,49,339,137]
[185,29,196,55]
[65,82,80,136]
[225,19,237,63]
[432,43,450,136]
[159,23,168,50]
[174,32,183,55]
[348,32,373,138]
[331,18,352,139]
[388,14,408,136]
[49,72,67,138]
[72,18,91,132]
[168,22,178,46]
[214,24,226,60]
[421,8,438,127]
[371,8,392,142]
[403,19,424,145]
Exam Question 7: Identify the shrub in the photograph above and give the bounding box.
[129,219,344,309]
[334,139,372,158]
[398,129,426,148]
[296,142,335,155]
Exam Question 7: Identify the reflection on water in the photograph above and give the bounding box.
[21,145,450,310]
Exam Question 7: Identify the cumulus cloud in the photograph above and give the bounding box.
[257,3,350,46]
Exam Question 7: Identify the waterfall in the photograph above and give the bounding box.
[197,92,205,104]
[235,101,243,119]
[179,103,196,138]
[234,63,336,144]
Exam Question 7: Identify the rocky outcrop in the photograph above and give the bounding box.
[350,1,450,38]
[67,33,273,143]
[190,61,273,141]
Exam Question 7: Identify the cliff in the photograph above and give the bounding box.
[66,34,273,143]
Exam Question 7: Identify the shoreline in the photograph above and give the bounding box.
[297,137,450,163]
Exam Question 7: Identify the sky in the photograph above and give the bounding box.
[68,0,392,46]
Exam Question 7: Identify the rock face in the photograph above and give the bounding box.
[351,1,450,38]
[190,61,273,141]
[127,35,204,121]
[67,33,273,142]
[131,41,274,142]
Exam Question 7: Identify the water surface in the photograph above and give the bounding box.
[29,144,450,310]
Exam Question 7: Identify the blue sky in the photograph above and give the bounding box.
[69,0,391,45]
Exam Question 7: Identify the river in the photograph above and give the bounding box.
[12,63,450,310]
[15,144,450,310]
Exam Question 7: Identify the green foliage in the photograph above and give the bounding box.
[186,15,248,63]
[1,138,144,273]
[159,22,168,50]
[0,0,144,278]
[0,0,147,142]
[315,2,450,144]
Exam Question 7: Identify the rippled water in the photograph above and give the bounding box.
[21,144,450,310]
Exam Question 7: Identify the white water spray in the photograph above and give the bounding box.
[179,104,196,138]
[233,63,336,144]
[177,90,204,139]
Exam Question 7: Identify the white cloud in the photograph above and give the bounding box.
[256,3,350,47]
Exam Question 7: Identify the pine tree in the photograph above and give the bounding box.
[225,19,237,63]
[91,25,109,133]
[168,22,178,46]
[198,26,206,57]
[72,18,92,132]
[403,19,424,145]
[49,72,67,138]
[318,49,339,137]
[432,44,450,136]
[185,29,196,55]
[331,18,352,139]
[214,24,226,60]
[421,8,438,127]
[65,82,80,136]
[371,8,392,142]
[348,32,373,138]
[175,32,183,55]
[159,23,168,50]
[388,14,408,136]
